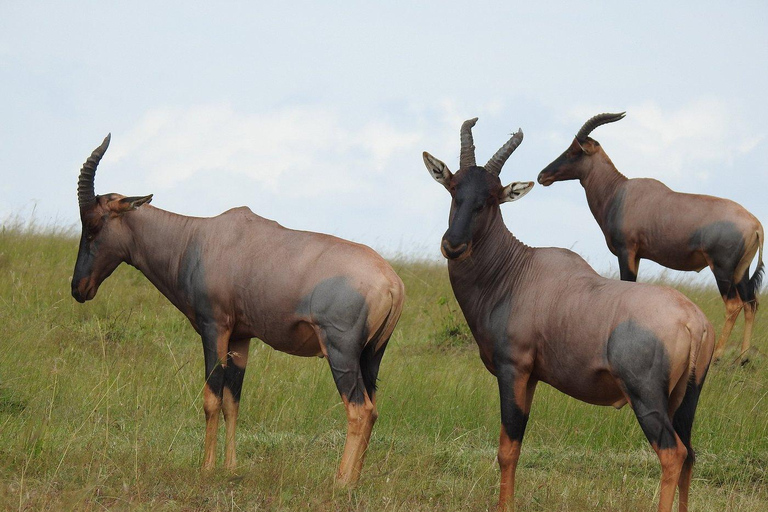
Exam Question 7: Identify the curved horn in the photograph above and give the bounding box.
[575,112,626,142]
[78,134,111,210]
[460,117,478,169]
[485,128,523,177]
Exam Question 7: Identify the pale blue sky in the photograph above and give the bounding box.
[1,2,766,281]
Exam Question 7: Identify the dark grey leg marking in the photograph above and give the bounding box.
[711,263,739,300]
[298,277,370,405]
[607,321,677,449]
[177,242,215,321]
[496,363,529,441]
[672,376,704,463]
[200,321,224,397]
[604,187,633,280]
[601,188,638,282]
[490,300,528,441]
[618,249,638,282]
[177,241,222,395]
[736,269,762,308]
[360,340,387,398]
[224,351,247,402]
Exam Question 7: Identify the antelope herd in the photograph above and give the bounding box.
[71,112,762,511]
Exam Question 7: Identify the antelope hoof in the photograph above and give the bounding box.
[335,476,357,489]
[334,472,360,488]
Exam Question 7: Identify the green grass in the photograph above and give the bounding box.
[1,224,767,511]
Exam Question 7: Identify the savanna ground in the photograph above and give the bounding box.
[1,222,766,511]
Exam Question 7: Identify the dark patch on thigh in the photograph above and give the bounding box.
[297,277,369,403]
[689,221,745,273]
[604,187,628,254]
[606,321,671,404]
[606,320,677,449]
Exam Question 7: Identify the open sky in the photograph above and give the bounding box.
[1,1,766,282]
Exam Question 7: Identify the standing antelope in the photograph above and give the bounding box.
[537,113,764,360]
[71,134,404,484]
[423,118,714,512]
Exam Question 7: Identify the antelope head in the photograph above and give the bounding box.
[71,134,153,302]
[423,118,533,261]
[537,112,625,186]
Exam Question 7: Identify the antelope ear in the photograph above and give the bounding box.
[423,151,452,189]
[499,181,534,203]
[570,137,587,154]
[110,194,154,213]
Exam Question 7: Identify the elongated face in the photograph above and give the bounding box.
[71,193,153,302]
[423,153,533,261]
[538,112,625,186]
[72,134,153,303]
[536,138,598,186]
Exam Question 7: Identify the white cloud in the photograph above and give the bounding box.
[567,98,765,184]
[109,103,423,197]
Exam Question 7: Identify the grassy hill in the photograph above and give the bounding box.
[1,225,766,511]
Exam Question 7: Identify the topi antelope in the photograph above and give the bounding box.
[537,112,764,360]
[71,134,404,484]
[423,118,714,512]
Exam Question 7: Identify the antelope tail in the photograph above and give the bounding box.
[747,228,764,311]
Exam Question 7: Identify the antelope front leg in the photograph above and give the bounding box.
[617,248,639,282]
[200,325,232,471]
[496,363,536,512]
[202,382,221,471]
[222,338,250,470]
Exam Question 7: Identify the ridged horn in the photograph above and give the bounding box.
[485,128,523,177]
[78,134,111,210]
[460,117,478,169]
[575,112,626,142]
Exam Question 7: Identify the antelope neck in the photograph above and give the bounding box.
[448,207,532,305]
[580,158,628,226]
[123,206,199,305]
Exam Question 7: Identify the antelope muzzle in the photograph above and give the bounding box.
[441,239,472,261]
